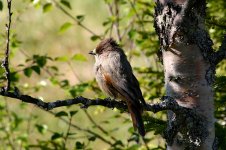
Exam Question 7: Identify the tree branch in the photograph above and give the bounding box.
[1,0,12,91]
[0,86,188,114]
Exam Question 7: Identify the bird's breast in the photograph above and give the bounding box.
[94,63,118,98]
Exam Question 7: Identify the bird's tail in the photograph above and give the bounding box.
[127,102,145,136]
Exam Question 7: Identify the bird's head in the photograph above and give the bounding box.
[89,38,119,56]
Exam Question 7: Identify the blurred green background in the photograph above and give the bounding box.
[0,0,225,149]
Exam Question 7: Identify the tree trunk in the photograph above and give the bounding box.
[154,0,215,149]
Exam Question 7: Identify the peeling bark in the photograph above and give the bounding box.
[154,0,215,149]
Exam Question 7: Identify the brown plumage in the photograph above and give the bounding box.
[89,38,146,136]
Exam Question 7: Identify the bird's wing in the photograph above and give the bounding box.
[102,51,144,106]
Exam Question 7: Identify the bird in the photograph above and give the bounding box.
[89,38,146,136]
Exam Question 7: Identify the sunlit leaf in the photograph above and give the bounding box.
[43,3,52,13]
[35,124,48,134]
[71,54,87,62]
[69,83,89,97]
[55,56,69,62]
[126,145,140,150]
[128,29,136,39]
[17,134,28,142]
[59,22,73,33]
[50,77,59,85]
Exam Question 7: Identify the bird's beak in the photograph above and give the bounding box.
[89,49,96,55]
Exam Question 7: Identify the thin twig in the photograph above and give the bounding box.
[48,111,114,146]
[51,0,100,38]
[3,98,16,149]
[114,0,122,42]
[83,110,118,142]
[106,3,114,38]
[67,61,82,83]
[128,0,145,32]
[63,116,72,149]
[2,0,13,91]
[121,17,135,39]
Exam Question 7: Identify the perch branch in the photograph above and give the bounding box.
[1,0,12,91]
[0,87,188,114]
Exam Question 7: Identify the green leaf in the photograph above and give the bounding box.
[43,3,52,13]
[59,22,73,33]
[76,15,85,22]
[90,35,100,41]
[127,145,140,150]
[51,132,63,140]
[71,54,87,62]
[101,120,110,124]
[69,110,78,117]
[102,20,111,26]
[67,132,77,136]
[69,88,77,97]
[60,0,71,9]
[75,141,84,149]
[12,112,23,129]
[88,136,96,141]
[60,80,69,88]
[17,134,28,142]
[69,83,89,97]
[112,140,124,147]
[55,111,68,117]
[50,77,59,85]
[24,68,33,77]
[10,72,19,82]
[55,56,69,62]
[35,124,48,134]
[33,55,47,67]
[0,1,3,11]
[128,29,136,39]
[49,66,59,72]
[31,66,41,74]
